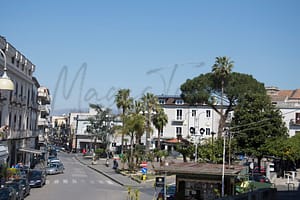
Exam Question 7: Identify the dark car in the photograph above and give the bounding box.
[5,181,24,200]
[0,186,17,200]
[12,178,30,197]
[157,184,176,200]
[28,169,46,188]
[249,173,271,183]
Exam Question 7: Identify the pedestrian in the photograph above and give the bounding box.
[113,159,118,170]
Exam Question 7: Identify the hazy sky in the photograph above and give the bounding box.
[1,0,299,113]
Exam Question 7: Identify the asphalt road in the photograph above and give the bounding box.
[26,152,128,200]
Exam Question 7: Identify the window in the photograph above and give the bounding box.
[176,127,182,137]
[192,110,196,117]
[175,99,184,105]
[11,57,15,64]
[159,99,165,104]
[206,128,210,135]
[296,113,300,124]
[176,109,182,120]
[206,110,211,118]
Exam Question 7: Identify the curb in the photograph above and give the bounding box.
[75,155,141,188]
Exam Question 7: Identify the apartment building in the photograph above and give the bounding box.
[267,86,300,137]
[0,36,43,167]
[154,95,221,150]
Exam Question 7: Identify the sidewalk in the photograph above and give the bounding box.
[272,169,300,191]
[75,154,175,188]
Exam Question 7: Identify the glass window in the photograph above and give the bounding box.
[176,109,182,120]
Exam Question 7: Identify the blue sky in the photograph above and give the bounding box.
[1,1,299,113]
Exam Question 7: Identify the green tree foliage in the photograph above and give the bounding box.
[141,93,159,151]
[180,57,266,137]
[87,104,114,150]
[115,89,133,154]
[123,113,145,170]
[152,107,168,150]
[231,93,288,168]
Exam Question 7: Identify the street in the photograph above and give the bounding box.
[26,152,128,200]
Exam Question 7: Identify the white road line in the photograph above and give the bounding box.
[63,179,68,184]
[46,180,50,184]
[54,180,59,184]
[98,180,104,184]
[106,180,113,185]
[72,179,77,184]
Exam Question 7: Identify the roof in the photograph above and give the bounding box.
[164,137,191,144]
[155,162,246,176]
[268,88,300,102]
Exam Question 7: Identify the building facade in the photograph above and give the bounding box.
[267,86,300,137]
[0,36,43,168]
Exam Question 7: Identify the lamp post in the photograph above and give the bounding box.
[0,49,14,91]
[164,161,169,200]
[221,128,228,197]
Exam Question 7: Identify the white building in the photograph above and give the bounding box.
[267,86,300,137]
[0,36,42,167]
[150,95,221,150]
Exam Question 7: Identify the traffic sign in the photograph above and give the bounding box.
[140,162,147,168]
[141,167,148,174]
[155,176,165,187]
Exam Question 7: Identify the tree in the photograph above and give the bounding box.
[212,56,233,137]
[87,104,114,152]
[115,89,133,154]
[152,107,168,150]
[230,93,288,172]
[181,60,266,137]
[123,113,145,170]
[141,93,159,151]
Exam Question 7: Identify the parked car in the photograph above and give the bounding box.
[249,173,271,183]
[5,181,24,200]
[157,184,176,200]
[0,186,17,200]
[28,169,46,188]
[46,162,64,175]
[12,178,30,197]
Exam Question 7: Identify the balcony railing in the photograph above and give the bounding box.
[289,119,300,126]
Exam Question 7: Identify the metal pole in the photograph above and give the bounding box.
[221,132,226,197]
[195,142,197,163]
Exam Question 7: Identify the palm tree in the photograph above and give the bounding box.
[115,89,133,154]
[141,93,159,151]
[133,100,145,144]
[212,56,233,137]
[124,113,145,170]
[152,107,168,150]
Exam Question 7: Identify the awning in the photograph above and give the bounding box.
[18,148,45,155]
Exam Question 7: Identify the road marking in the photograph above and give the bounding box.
[54,180,59,184]
[72,179,77,184]
[46,180,50,184]
[63,179,68,184]
[98,180,104,184]
[106,180,113,185]
[90,180,95,184]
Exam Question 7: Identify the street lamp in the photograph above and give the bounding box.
[0,49,14,91]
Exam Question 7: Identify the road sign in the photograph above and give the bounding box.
[155,176,165,187]
[141,167,148,174]
[140,162,147,168]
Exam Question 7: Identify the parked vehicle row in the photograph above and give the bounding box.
[0,146,65,200]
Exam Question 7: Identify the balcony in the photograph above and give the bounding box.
[289,119,300,126]
[38,104,51,114]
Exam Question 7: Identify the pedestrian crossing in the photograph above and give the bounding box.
[45,178,115,186]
